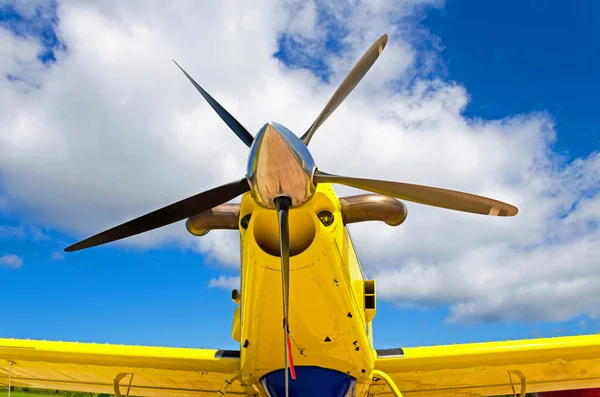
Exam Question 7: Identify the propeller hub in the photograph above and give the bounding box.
[246,122,316,209]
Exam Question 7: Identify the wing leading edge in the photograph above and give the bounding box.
[5,334,600,397]
[374,334,600,397]
[0,338,251,397]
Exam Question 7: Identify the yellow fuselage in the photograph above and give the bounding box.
[231,183,377,394]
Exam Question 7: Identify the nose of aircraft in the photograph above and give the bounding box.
[246,122,316,209]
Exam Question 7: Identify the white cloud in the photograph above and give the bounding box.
[209,275,240,290]
[0,0,598,323]
[0,225,25,239]
[51,251,65,260]
[0,224,50,241]
[0,254,23,268]
[0,224,52,242]
[195,230,241,268]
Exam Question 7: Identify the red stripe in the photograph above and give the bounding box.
[287,334,296,380]
[538,389,600,397]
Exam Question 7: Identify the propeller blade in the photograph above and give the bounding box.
[65,178,250,252]
[275,196,292,397]
[173,60,254,148]
[313,170,518,217]
[301,34,388,146]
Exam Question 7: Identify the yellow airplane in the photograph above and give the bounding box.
[2,34,600,397]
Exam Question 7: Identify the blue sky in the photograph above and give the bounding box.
[422,1,600,161]
[1,1,599,351]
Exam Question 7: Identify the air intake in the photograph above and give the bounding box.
[365,280,376,322]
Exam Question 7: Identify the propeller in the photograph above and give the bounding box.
[301,34,388,146]
[64,33,517,394]
[64,179,250,252]
[275,196,295,397]
[173,60,255,148]
[313,170,518,216]
[65,60,261,253]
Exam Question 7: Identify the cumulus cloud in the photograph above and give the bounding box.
[0,254,23,268]
[209,275,240,290]
[0,0,598,323]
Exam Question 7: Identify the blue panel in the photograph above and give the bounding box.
[261,366,356,397]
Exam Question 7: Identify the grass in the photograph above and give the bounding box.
[0,389,112,397]
[7,393,61,397]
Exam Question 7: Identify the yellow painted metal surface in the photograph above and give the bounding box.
[237,183,374,395]
[374,334,600,396]
[5,333,600,396]
[3,183,600,396]
[0,338,246,396]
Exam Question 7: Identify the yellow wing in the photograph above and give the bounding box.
[374,334,600,397]
[0,338,252,397]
